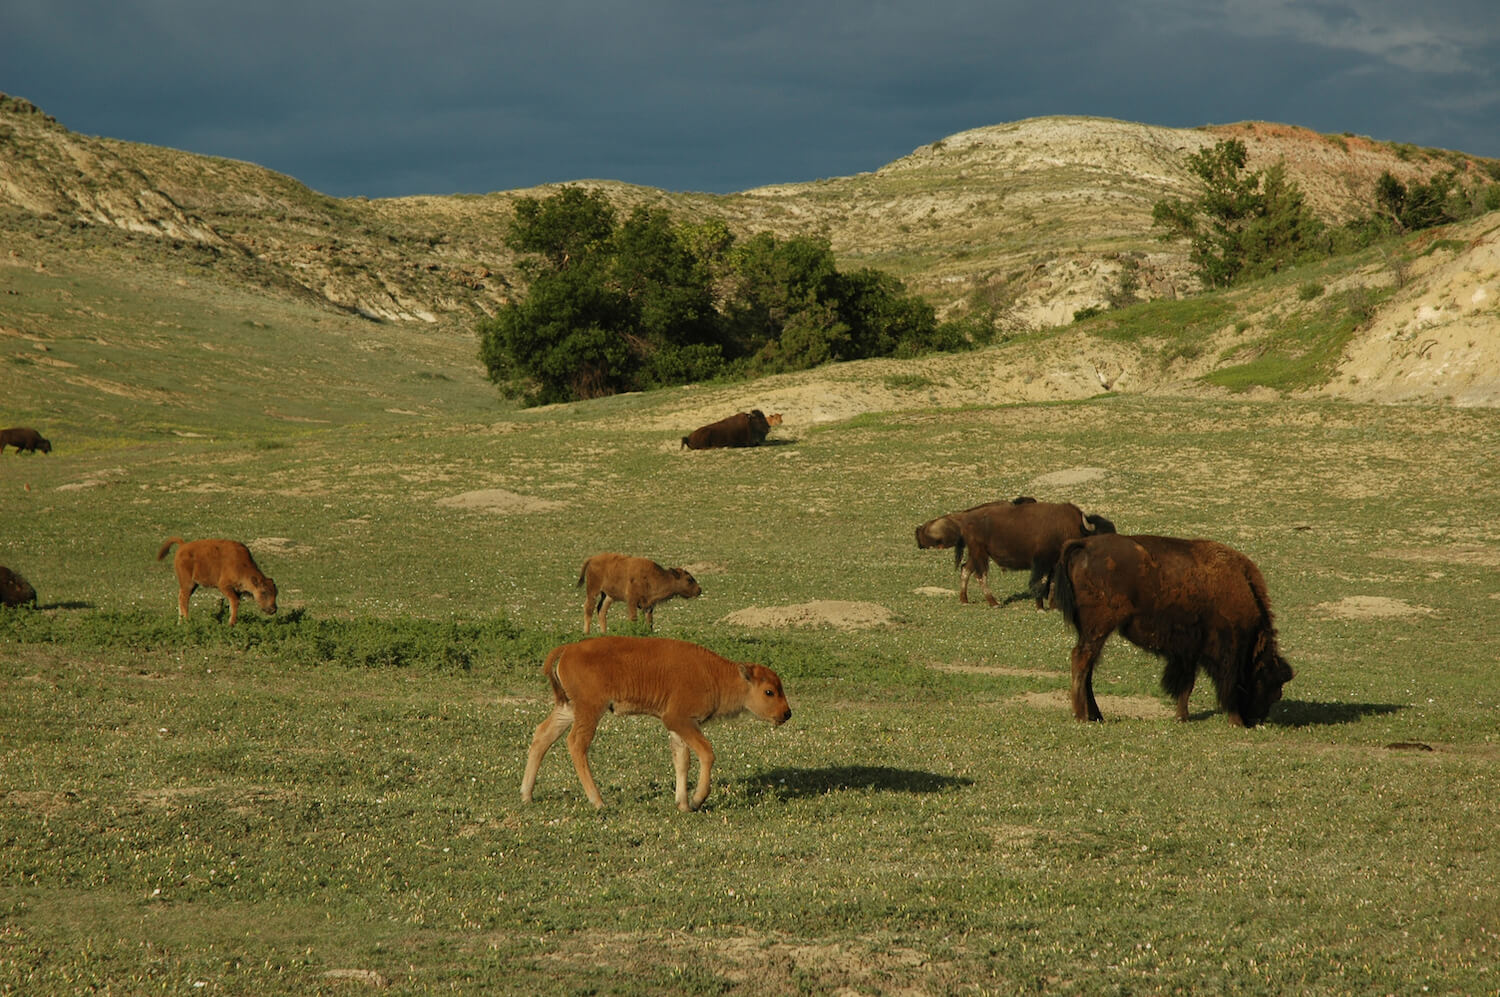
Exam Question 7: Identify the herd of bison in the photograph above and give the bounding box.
[2,410,1295,811]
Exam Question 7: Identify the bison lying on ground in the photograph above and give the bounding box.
[681,409,782,450]
[915,497,1116,608]
[1051,533,1294,726]
[157,537,278,625]
[0,566,37,608]
[0,427,51,454]
[577,552,701,633]
[521,636,792,811]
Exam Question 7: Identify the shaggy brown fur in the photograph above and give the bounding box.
[157,537,278,625]
[0,427,51,454]
[0,565,37,607]
[681,409,782,449]
[915,497,1115,608]
[1051,533,1294,726]
[521,636,791,811]
[577,552,701,633]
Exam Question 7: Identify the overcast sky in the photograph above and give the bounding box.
[5,1,1498,199]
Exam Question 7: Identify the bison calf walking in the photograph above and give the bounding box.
[1051,533,1293,726]
[157,537,278,625]
[521,636,792,811]
[578,552,701,633]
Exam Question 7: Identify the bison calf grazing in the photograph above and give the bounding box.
[0,566,37,608]
[0,427,51,454]
[1051,533,1294,726]
[578,552,701,633]
[916,497,1116,608]
[157,537,278,625]
[681,409,782,450]
[521,636,792,811]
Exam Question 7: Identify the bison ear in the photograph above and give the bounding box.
[738,662,755,681]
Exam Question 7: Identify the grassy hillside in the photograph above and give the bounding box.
[2,95,1498,994]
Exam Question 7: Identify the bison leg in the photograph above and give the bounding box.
[1069,635,1109,721]
[1027,563,1050,610]
[176,579,197,621]
[957,564,972,604]
[642,602,655,631]
[565,703,608,808]
[976,570,999,607]
[663,716,715,811]
[520,704,574,803]
[597,594,616,633]
[669,731,691,808]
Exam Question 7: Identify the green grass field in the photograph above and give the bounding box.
[1,256,1498,994]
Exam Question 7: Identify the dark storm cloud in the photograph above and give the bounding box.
[3,1,1497,198]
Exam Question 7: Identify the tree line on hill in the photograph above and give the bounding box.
[476,187,988,405]
[478,144,1500,405]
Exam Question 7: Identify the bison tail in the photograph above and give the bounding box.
[1084,513,1116,535]
[576,559,590,587]
[1051,542,1085,631]
[680,436,691,449]
[156,537,185,561]
[541,645,569,706]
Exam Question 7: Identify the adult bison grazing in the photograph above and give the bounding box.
[915,497,1116,608]
[681,409,782,450]
[577,552,701,633]
[0,566,37,608]
[1051,533,1294,726]
[157,537,278,625]
[0,427,51,454]
[521,636,792,811]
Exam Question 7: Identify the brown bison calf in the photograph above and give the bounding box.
[157,537,278,625]
[0,427,51,454]
[1051,533,1294,726]
[681,409,782,450]
[0,565,37,608]
[577,552,701,633]
[521,636,792,811]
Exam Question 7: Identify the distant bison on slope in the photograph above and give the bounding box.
[681,409,782,450]
[0,566,37,608]
[1051,533,1294,726]
[577,553,701,633]
[157,537,278,625]
[916,497,1115,608]
[0,427,51,454]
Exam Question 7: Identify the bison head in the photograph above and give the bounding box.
[1235,634,1294,727]
[250,577,279,616]
[739,662,792,726]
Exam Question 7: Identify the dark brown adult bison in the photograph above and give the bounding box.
[915,497,1116,608]
[0,566,37,607]
[577,553,702,633]
[1051,533,1294,726]
[157,537,278,625]
[681,410,782,450]
[0,427,51,454]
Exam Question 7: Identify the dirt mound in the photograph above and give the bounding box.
[1317,596,1434,620]
[722,600,895,629]
[437,489,568,514]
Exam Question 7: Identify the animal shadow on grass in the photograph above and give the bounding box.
[1270,699,1405,728]
[39,600,94,611]
[742,765,972,802]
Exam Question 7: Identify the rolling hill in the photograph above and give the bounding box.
[2,90,1498,430]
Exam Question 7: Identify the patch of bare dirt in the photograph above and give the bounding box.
[931,662,1054,679]
[1317,595,1435,620]
[722,600,895,629]
[436,488,568,514]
